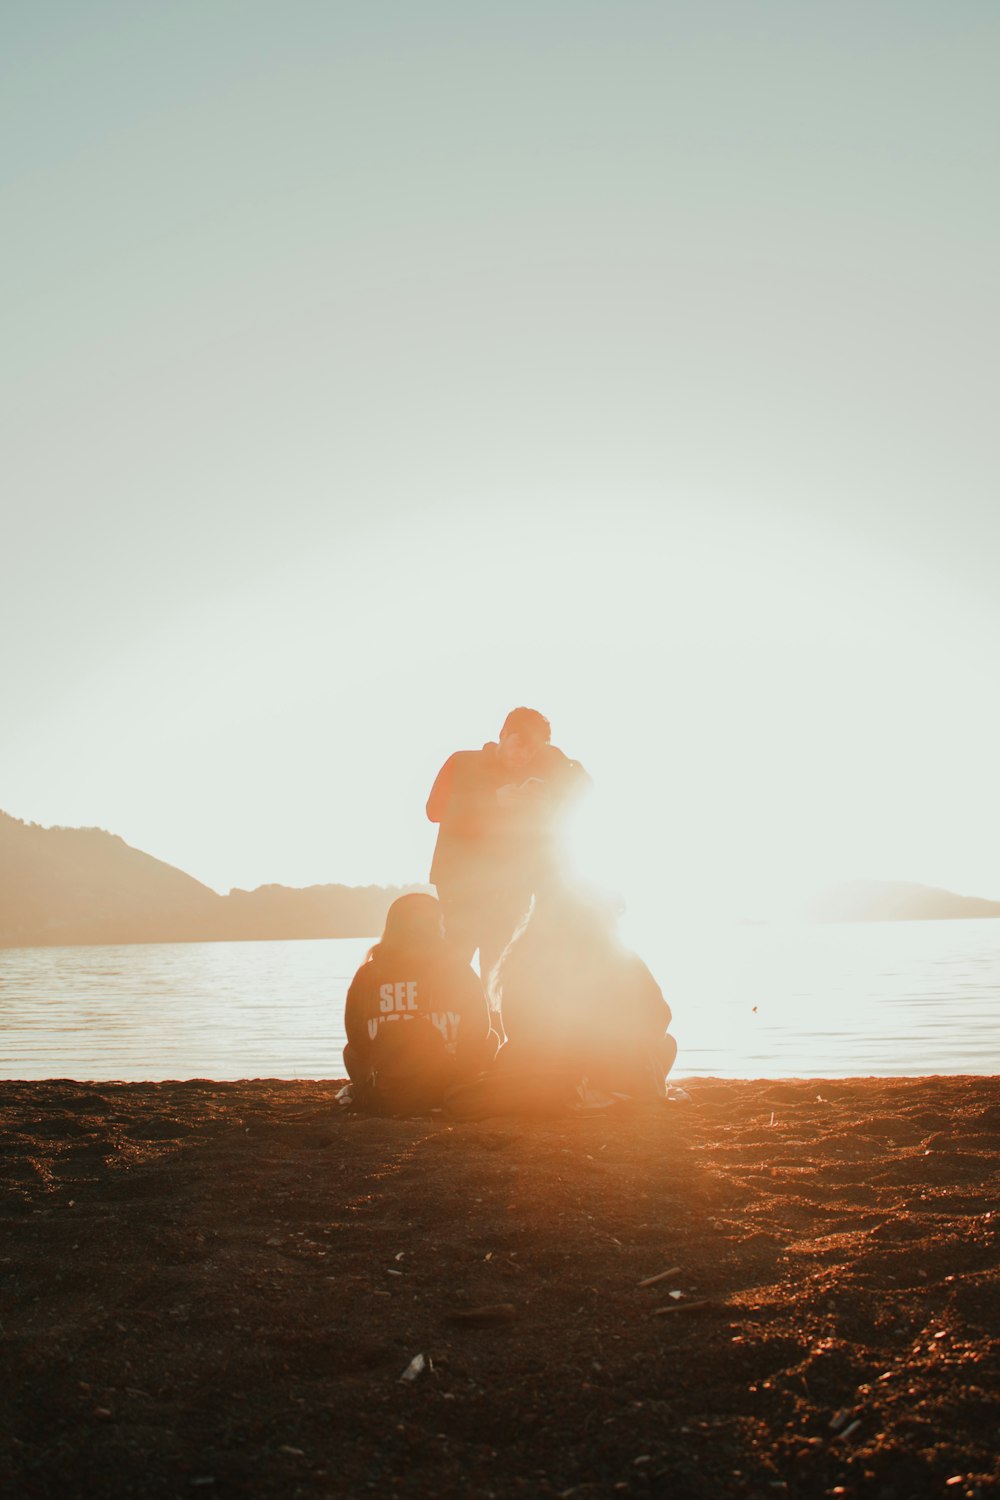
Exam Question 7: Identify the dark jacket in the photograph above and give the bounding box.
[344,947,497,1107]
[426,741,588,892]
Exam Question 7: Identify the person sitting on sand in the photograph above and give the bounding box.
[343,893,499,1115]
[426,707,589,985]
[445,882,676,1118]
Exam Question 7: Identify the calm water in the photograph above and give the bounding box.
[0,919,998,1082]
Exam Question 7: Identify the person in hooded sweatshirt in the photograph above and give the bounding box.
[343,893,499,1115]
[445,882,677,1120]
[426,707,589,986]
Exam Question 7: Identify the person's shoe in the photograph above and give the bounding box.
[573,1082,617,1112]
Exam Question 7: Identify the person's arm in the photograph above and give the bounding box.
[426,754,457,823]
[527,744,591,806]
[344,967,374,1058]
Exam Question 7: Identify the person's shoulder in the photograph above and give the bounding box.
[445,744,498,769]
[434,949,487,990]
[533,744,589,780]
[619,947,653,974]
[532,740,572,763]
[434,944,481,976]
[619,950,663,991]
[437,746,502,791]
[346,956,377,995]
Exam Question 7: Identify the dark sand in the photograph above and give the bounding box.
[1,1076,998,1498]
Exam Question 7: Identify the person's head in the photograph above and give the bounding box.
[523,880,624,950]
[498,706,551,769]
[368,893,444,961]
[493,880,620,983]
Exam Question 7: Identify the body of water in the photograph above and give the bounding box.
[0,919,998,1081]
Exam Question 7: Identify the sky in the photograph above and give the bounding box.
[3,2,999,922]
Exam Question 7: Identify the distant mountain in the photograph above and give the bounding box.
[808,879,1000,923]
[0,811,426,948]
[219,882,428,942]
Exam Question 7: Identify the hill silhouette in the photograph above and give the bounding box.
[5,812,1000,948]
[807,878,1000,923]
[0,811,426,948]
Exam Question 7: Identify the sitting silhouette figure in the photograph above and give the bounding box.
[445,882,677,1119]
[343,893,499,1116]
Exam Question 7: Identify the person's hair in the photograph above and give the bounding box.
[366,893,443,963]
[500,706,551,743]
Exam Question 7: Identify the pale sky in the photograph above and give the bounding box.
[3,2,999,919]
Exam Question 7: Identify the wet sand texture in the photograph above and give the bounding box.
[1,1076,998,1498]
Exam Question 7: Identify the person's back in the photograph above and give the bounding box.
[343,894,498,1115]
[571,947,674,1098]
[446,883,676,1119]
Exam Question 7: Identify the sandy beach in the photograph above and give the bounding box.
[2,1076,997,1498]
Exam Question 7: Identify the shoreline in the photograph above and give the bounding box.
[2,1075,997,1496]
[5,902,1000,953]
[13,1067,990,1092]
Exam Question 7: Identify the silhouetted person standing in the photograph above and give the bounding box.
[426,707,588,983]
